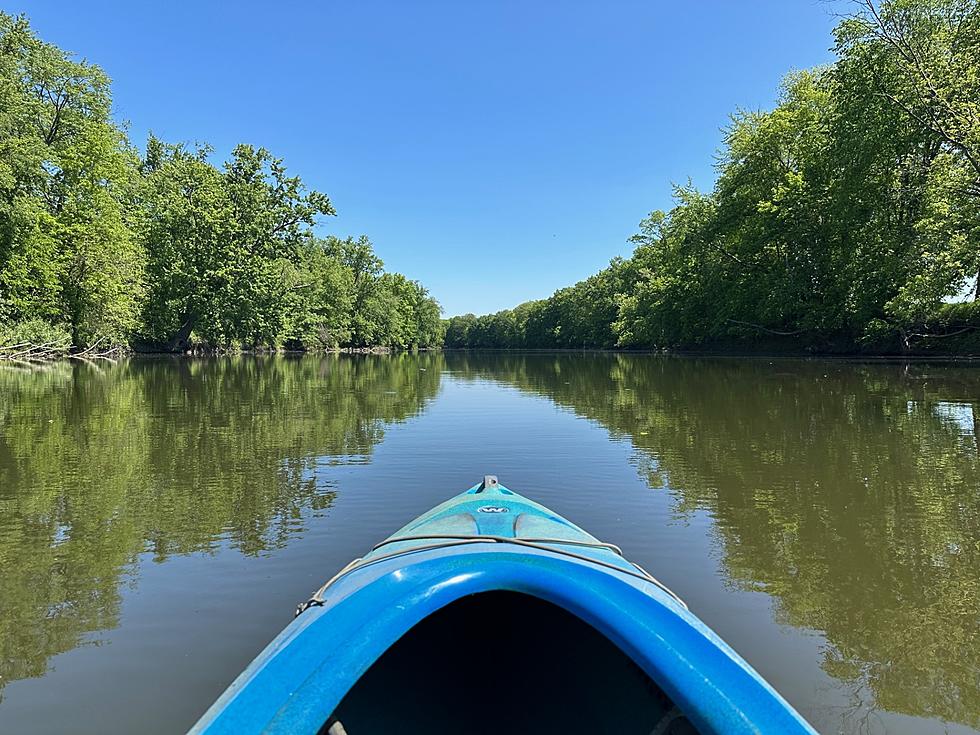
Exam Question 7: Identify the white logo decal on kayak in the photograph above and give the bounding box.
[477,505,509,513]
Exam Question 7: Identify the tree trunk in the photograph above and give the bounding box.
[167,315,196,352]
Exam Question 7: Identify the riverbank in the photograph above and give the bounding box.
[7,342,979,367]
[440,347,980,361]
[0,341,444,366]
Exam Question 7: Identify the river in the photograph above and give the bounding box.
[0,353,977,734]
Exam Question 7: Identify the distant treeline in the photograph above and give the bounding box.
[445,0,980,354]
[0,13,443,353]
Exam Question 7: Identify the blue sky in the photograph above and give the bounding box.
[15,1,842,316]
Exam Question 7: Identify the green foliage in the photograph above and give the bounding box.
[0,12,143,346]
[138,140,337,348]
[0,12,442,352]
[313,235,444,349]
[447,0,980,354]
[0,316,70,348]
[135,141,443,351]
[280,238,355,349]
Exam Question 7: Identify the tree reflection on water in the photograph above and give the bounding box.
[0,354,442,694]
[450,352,980,730]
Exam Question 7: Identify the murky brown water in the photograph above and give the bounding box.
[0,353,977,734]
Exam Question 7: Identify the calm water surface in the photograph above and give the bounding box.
[1,353,978,734]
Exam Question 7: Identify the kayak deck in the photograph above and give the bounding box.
[191,478,817,735]
[300,476,684,613]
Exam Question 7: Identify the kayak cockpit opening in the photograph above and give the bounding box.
[322,591,699,735]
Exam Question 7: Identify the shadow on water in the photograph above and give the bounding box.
[0,353,443,697]
[446,352,980,732]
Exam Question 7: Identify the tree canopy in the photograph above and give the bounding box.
[0,12,443,352]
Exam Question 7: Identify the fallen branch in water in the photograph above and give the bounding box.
[72,335,107,357]
[0,339,72,362]
[0,342,32,352]
[0,337,122,364]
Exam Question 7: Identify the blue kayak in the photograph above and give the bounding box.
[191,477,816,735]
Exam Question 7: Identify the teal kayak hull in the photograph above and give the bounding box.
[191,478,816,734]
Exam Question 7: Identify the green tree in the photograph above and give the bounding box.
[444,313,477,347]
[0,12,143,346]
[325,235,385,347]
[280,238,355,349]
[139,140,335,349]
[837,0,980,324]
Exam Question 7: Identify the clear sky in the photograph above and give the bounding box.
[14,1,842,316]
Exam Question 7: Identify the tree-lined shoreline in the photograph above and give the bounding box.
[445,0,980,356]
[3,1,979,360]
[0,13,443,359]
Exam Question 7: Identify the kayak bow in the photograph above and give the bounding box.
[191,477,816,735]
